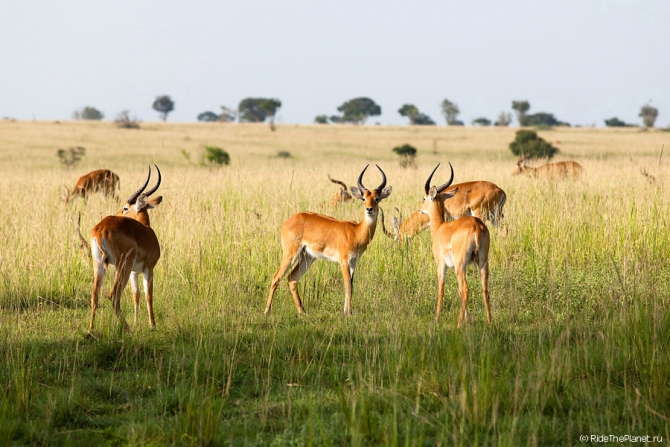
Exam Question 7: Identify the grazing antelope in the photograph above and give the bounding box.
[89,165,163,332]
[266,165,392,316]
[62,169,120,204]
[328,175,353,206]
[381,181,506,242]
[420,163,491,326]
[512,158,582,179]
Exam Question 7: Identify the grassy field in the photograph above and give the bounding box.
[0,120,668,446]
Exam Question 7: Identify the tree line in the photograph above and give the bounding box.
[71,95,662,129]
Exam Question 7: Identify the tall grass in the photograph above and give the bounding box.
[0,120,668,445]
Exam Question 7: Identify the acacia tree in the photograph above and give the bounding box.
[153,95,175,121]
[398,104,419,124]
[73,106,104,120]
[494,112,512,127]
[512,100,530,126]
[336,97,381,124]
[440,99,460,125]
[259,98,282,130]
[639,104,659,128]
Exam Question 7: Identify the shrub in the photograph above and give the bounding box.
[115,110,140,129]
[509,130,558,159]
[204,146,230,166]
[277,151,291,158]
[57,146,86,168]
[314,115,329,124]
[392,144,418,168]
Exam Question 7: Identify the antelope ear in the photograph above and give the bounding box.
[350,186,365,201]
[441,187,458,200]
[146,196,163,209]
[378,186,392,200]
[135,194,148,211]
[429,186,439,199]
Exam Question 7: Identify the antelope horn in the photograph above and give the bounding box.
[424,163,454,194]
[357,164,369,192]
[328,175,347,191]
[374,164,387,193]
[127,165,151,204]
[143,165,161,197]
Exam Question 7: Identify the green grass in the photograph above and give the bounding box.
[0,121,668,445]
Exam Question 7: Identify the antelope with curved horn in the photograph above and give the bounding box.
[420,163,491,326]
[89,165,163,332]
[512,157,582,179]
[328,175,353,206]
[62,169,120,204]
[381,181,506,242]
[266,165,392,316]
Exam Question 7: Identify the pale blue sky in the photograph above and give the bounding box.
[1,0,668,126]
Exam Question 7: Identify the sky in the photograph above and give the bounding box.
[1,0,669,127]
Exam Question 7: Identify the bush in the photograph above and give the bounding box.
[115,110,140,129]
[57,146,86,168]
[314,115,329,124]
[392,144,418,168]
[277,151,291,158]
[509,130,558,159]
[204,146,230,166]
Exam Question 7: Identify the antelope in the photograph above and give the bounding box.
[62,169,120,204]
[89,165,163,332]
[512,157,582,179]
[328,175,353,206]
[381,181,506,242]
[420,163,491,326]
[266,165,392,316]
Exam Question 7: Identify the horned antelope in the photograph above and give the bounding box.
[381,181,506,242]
[512,157,582,179]
[266,165,392,316]
[328,175,353,206]
[420,163,491,326]
[89,165,163,332]
[62,169,120,204]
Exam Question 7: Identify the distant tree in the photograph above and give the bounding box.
[259,98,282,130]
[218,106,237,123]
[152,95,174,121]
[329,115,342,124]
[413,113,436,125]
[73,106,104,121]
[509,130,558,159]
[314,115,329,124]
[512,100,530,126]
[337,97,381,124]
[604,117,633,127]
[495,112,512,127]
[472,117,491,126]
[525,112,570,127]
[440,99,460,125]
[639,104,659,128]
[392,144,418,168]
[398,104,419,124]
[238,98,266,122]
[115,110,141,129]
[198,111,219,122]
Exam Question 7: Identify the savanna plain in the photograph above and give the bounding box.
[0,120,668,446]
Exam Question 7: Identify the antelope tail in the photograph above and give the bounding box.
[378,208,397,240]
[74,212,91,259]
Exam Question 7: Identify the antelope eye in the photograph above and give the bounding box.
[123,206,129,212]
[374,197,380,202]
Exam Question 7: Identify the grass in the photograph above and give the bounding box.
[0,120,669,445]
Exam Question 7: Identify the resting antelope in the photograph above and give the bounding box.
[89,165,163,332]
[381,181,506,242]
[420,163,491,326]
[266,165,392,316]
[512,157,582,179]
[62,169,120,204]
[328,175,353,206]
